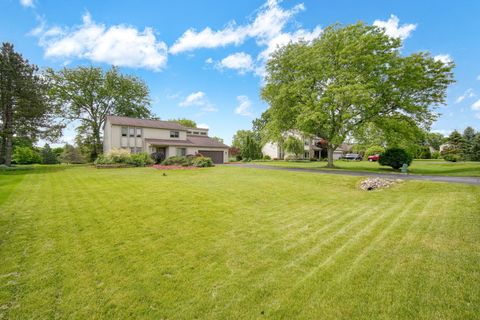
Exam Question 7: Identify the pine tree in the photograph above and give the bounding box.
[41,143,58,164]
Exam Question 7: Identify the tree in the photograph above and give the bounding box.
[41,143,58,164]
[0,43,63,166]
[261,23,454,168]
[283,136,304,158]
[365,146,385,158]
[232,130,262,160]
[12,146,41,164]
[211,136,224,144]
[60,144,85,164]
[470,133,480,161]
[463,127,476,160]
[379,148,412,169]
[426,132,446,151]
[170,118,197,128]
[46,66,152,160]
[444,130,465,158]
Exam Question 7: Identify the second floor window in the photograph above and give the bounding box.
[170,131,179,138]
[129,128,135,137]
[121,127,128,137]
[136,128,142,137]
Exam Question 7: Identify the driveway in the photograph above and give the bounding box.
[228,163,480,185]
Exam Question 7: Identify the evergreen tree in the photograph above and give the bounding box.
[60,144,85,164]
[463,127,476,160]
[41,143,58,164]
[0,43,63,166]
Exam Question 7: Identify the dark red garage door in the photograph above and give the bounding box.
[198,150,224,164]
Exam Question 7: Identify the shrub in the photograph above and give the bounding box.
[379,148,412,169]
[443,153,460,162]
[309,157,317,161]
[263,155,271,160]
[284,154,297,161]
[193,156,214,167]
[150,152,165,164]
[106,148,131,163]
[431,151,441,159]
[162,156,193,166]
[12,147,41,164]
[364,146,385,158]
[235,154,242,161]
[60,144,86,164]
[128,152,154,167]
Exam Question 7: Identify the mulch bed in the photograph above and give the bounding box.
[152,165,199,170]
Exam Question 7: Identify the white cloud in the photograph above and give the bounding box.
[218,52,253,74]
[197,123,210,129]
[32,13,168,71]
[477,75,480,80]
[205,57,214,64]
[19,0,34,8]
[179,91,217,112]
[455,88,475,104]
[434,54,452,64]
[373,15,416,40]
[170,0,321,76]
[235,95,254,117]
[472,99,480,111]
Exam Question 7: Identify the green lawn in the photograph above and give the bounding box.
[255,159,480,176]
[1,165,479,319]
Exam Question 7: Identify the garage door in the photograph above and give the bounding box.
[198,150,224,164]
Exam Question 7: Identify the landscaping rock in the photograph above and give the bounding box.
[359,177,401,191]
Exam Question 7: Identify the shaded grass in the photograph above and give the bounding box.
[256,159,480,176]
[0,165,479,319]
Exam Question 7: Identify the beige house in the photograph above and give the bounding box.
[103,116,229,163]
[262,133,351,160]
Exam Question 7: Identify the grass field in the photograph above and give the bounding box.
[1,165,479,319]
[255,159,480,177]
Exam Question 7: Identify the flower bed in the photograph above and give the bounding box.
[152,165,199,170]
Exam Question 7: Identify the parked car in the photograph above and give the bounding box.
[368,154,380,162]
[343,153,362,161]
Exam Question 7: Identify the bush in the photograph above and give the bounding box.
[41,144,58,164]
[379,148,412,169]
[309,157,317,161]
[284,155,297,161]
[162,156,193,166]
[263,155,271,160]
[106,148,131,163]
[364,146,385,158]
[443,153,460,162]
[150,152,166,164]
[12,147,41,164]
[193,156,214,167]
[128,152,154,167]
[431,151,441,159]
[235,155,242,161]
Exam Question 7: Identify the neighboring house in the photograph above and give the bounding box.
[262,133,351,160]
[103,116,229,163]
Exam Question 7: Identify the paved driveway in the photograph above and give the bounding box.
[228,163,480,185]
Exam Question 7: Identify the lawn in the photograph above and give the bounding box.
[255,159,480,177]
[1,165,479,319]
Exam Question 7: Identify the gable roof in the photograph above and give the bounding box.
[145,135,229,149]
[106,115,186,130]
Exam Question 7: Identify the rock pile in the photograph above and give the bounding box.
[359,177,402,191]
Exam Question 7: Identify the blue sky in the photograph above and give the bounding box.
[1,0,480,145]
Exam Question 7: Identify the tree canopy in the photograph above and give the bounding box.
[170,118,197,128]
[46,66,152,160]
[0,43,63,165]
[261,23,454,167]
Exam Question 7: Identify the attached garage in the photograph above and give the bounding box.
[198,150,224,164]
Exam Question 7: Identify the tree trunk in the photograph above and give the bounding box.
[4,100,13,166]
[92,125,102,160]
[326,145,335,168]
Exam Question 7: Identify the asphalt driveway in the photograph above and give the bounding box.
[228,163,480,185]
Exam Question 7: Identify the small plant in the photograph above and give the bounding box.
[443,153,460,162]
[193,156,214,167]
[128,153,154,166]
[284,154,297,161]
[162,156,192,166]
[309,157,317,161]
[379,148,412,170]
[263,155,271,160]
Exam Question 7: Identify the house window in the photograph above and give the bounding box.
[136,128,142,137]
[193,131,199,135]
[304,139,309,146]
[170,131,179,138]
[187,130,192,134]
[129,128,135,137]
[121,127,128,137]
[200,132,207,135]
[176,148,186,156]
[304,151,309,159]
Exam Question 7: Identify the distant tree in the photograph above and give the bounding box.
[426,132,446,151]
[0,43,63,166]
[463,127,476,160]
[41,143,58,164]
[170,118,197,128]
[242,134,262,160]
[365,146,385,158]
[261,23,454,168]
[444,130,466,159]
[470,133,480,161]
[211,136,224,144]
[283,136,304,158]
[60,144,85,164]
[46,66,152,160]
[52,146,64,158]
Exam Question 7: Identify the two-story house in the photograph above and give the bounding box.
[262,132,351,160]
[103,115,229,163]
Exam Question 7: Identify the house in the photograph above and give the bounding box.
[262,133,352,160]
[103,115,230,163]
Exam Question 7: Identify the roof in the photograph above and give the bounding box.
[146,135,229,149]
[106,115,186,130]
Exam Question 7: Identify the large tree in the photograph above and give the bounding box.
[46,66,152,160]
[232,129,262,160]
[0,43,63,166]
[170,118,197,128]
[261,23,454,167]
